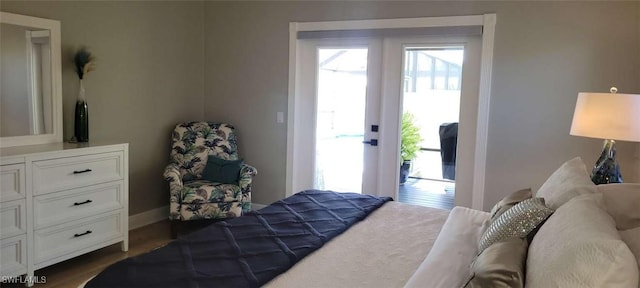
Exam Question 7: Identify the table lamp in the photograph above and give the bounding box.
[570,87,640,184]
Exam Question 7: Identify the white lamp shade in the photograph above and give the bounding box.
[570,92,640,142]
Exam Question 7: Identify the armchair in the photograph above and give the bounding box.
[164,122,257,221]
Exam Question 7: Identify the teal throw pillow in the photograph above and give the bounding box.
[201,155,243,184]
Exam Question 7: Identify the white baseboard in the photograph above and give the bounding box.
[129,203,268,230]
[129,205,169,230]
[252,203,268,210]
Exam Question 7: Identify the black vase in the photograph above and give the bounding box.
[74,100,89,142]
[74,79,89,142]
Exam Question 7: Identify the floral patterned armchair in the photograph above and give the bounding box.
[164,122,257,221]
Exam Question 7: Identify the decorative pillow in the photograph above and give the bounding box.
[478,197,553,253]
[465,237,528,288]
[620,227,640,288]
[404,207,491,288]
[201,155,243,184]
[535,157,597,210]
[598,183,640,230]
[526,193,639,288]
[489,188,532,220]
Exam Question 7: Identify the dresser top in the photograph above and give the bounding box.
[0,141,128,158]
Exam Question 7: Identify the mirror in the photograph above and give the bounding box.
[0,12,62,148]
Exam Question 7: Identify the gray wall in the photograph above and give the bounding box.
[1,1,205,215]
[2,1,637,215]
[204,1,640,210]
[1,23,31,136]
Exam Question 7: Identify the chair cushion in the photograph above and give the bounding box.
[183,180,242,203]
[202,155,243,184]
[170,122,239,181]
[535,157,597,210]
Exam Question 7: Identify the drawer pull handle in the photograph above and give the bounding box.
[73,169,92,174]
[74,230,92,237]
[73,200,93,206]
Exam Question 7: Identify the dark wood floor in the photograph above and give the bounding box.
[398,178,455,210]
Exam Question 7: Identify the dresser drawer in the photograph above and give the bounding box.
[1,164,26,202]
[34,211,123,265]
[0,199,26,239]
[32,151,124,195]
[0,234,27,277]
[34,182,124,229]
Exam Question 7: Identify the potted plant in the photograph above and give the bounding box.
[400,112,422,184]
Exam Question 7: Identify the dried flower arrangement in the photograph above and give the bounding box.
[74,47,95,80]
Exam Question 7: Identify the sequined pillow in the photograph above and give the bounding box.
[489,188,533,221]
[478,197,553,253]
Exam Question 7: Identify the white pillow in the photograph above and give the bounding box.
[620,227,640,288]
[598,183,640,230]
[526,193,639,288]
[535,157,597,210]
[404,207,490,288]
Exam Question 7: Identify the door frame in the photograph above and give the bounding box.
[286,14,496,210]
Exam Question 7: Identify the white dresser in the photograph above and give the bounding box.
[0,142,128,284]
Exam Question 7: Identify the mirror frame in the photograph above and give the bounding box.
[1,12,62,148]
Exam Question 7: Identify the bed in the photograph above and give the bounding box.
[82,190,450,287]
[264,201,449,287]
[82,158,640,288]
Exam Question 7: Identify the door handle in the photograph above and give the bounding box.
[363,139,378,146]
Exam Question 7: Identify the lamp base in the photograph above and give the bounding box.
[591,139,623,185]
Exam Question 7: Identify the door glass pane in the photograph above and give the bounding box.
[402,48,463,181]
[314,48,368,193]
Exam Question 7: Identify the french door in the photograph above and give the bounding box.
[297,38,382,194]
[293,35,481,201]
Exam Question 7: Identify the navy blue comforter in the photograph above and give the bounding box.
[86,190,392,288]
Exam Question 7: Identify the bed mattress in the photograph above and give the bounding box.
[265,201,449,287]
[80,199,449,288]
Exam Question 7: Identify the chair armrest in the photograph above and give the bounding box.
[239,164,257,189]
[164,163,183,188]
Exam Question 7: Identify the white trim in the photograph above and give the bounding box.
[286,22,298,197]
[287,14,496,208]
[296,15,484,31]
[251,203,268,210]
[471,14,496,211]
[128,202,271,230]
[26,30,37,134]
[128,205,168,230]
[0,12,63,148]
